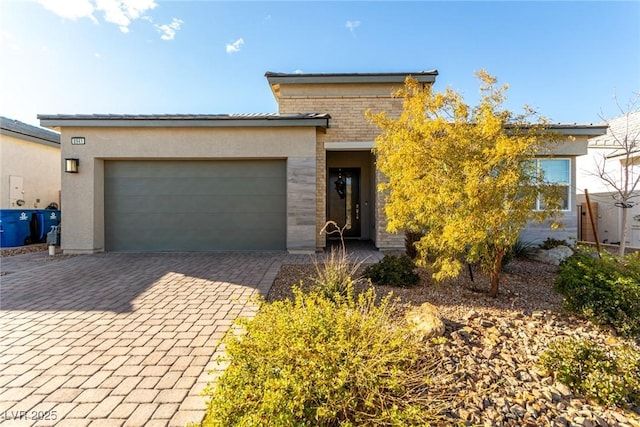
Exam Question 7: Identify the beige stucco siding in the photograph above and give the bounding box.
[539,135,590,156]
[62,127,317,158]
[59,126,317,254]
[0,134,60,209]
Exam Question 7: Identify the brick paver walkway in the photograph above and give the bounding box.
[0,252,283,426]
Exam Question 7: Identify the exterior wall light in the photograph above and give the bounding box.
[65,158,79,173]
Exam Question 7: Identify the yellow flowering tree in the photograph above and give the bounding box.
[367,71,563,297]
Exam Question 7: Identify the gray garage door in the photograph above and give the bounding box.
[104,160,286,251]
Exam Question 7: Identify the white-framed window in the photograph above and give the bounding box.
[534,158,571,211]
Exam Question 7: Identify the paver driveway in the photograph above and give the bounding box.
[0,252,284,426]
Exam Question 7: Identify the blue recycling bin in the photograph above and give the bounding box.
[0,210,33,248]
[38,209,61,242]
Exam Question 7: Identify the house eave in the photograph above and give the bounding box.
[606,149,640,160]
[265,70,439,85]
[505,123,609,136]
[38,114,331,130]
[0,128,61,148]
[1,116,61,146]
[546,124,609,136]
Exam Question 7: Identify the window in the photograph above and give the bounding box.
[535,159,570,211]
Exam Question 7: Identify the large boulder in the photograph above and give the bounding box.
[405,302,445,339]
[531,245,574,266]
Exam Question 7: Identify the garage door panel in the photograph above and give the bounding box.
[105,160,286,251]
[107,217,285,251]
[105,195,287,214]
[108,212,284,231]
[108,160,285,178]
[106,176,285,197]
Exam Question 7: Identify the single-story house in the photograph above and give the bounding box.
[38,71,607,254]
[576,111,640,248]
[0,116,61,210]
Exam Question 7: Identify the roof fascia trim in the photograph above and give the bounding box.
[38,118,330,129]
[505,124,609,137]
[0,128,61,148]
[266,74,437,85]
[546,126,608,136]
[606,150,640,160]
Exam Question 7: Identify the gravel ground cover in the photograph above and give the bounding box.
[269,259,640,427]
[0,243,49,257]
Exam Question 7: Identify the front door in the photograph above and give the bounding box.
[328,168,361,238]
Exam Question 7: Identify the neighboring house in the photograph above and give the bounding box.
[38,71,606,254]
[0,116,61,210]
[576,111,640,248]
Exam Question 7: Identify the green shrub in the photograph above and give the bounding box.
[539,338,640,407]
[539,237,569,250]
[510,239,537,260]
[310,221,365,300]
[201,287,443,426]
[310,246,361,300]
[499,239,537,267]
[554,250,640,337]
[364,254,420,287]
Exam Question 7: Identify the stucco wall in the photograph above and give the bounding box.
[0,134,60,209]
[540,135,590,156]
[577,151,620,195]
[58,126,317,254]
[519,215,579,245]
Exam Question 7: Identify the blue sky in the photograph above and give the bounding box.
[1,1,638,127]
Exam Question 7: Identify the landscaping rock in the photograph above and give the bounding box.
[271,259,640,426]
[428,311,640,426]
[531,245,574,266]
[405,302,446,339]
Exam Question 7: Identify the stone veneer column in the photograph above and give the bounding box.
[316,134,326,251]
[287,157,317,253]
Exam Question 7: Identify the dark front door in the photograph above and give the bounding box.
[328,168,361,238]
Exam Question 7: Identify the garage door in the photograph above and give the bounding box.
[104,160,286,251]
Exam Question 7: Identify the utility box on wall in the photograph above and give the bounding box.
[9,175,24,207]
